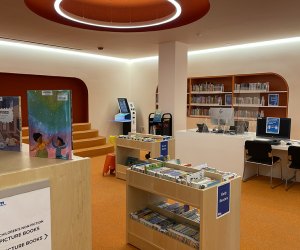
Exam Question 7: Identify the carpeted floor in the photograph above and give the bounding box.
[91,156,300,250]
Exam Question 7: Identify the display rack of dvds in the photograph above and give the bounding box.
[116,133,175,180]
[126,160,241,250]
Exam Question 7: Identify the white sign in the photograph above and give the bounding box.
[0,184,51,250]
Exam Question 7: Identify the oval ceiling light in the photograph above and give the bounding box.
[54,0,182,29]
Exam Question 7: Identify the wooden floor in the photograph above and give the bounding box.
[91,156,300,250]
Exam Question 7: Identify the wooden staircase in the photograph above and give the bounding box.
[22,123,114,157]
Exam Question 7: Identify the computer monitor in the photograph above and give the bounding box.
[117,98,130,114]
[256,117,291,139]
[209,108,234,126]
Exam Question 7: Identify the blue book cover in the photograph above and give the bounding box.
[27,90,72,159]
[0,96,21,152]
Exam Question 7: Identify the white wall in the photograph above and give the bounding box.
[0,45,131,137]
[129,59,158,133]
[1,41,300,139]
[131,42,300,139]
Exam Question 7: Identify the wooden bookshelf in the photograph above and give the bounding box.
[126,161,241,250]
[187,73,289,121]
[116,133,175,180]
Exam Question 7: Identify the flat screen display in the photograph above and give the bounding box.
[117,98,130,114]
[256,117,291,139]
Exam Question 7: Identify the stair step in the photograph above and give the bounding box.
[72,123,91,132]
[22,136,29,144]
[22,127,29,137]
[73,129,98,140]
[73,144,114,157]
[73,136,106,150]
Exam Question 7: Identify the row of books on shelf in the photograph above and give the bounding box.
[118,134,172,142]
[190,108,210,116]
[234,82,269,91]
[235,110,264,119]
[0,92,72,160]
[130,207,199,249]
[190,107,265,119]
[130,161,237,189]
[191,82,224,92]
[157,201,200,224]
[191,96,222,105]
[233,96,265,105]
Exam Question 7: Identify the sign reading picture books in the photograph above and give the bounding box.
[217,182,230,218]
[0,181,51,250]
[27,90,72,160]
[266,117,280,134]
[268,94,279,106]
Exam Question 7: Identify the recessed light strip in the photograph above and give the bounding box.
[0,39,129,63]
[188,37,300,55]
[54,0,182,29]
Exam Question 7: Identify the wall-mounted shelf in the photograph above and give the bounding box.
[187,73,289,121]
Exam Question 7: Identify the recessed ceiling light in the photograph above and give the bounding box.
[54,0,182,29]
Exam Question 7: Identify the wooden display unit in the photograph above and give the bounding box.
[187,73,289,121]
[126,161,241,250]
[0,145,92,250]
[116,133,175,180]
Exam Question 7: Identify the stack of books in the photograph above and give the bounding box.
[130,162,237,189]
[130,207,199,249]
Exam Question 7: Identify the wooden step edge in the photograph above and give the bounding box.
[73,144,114,153]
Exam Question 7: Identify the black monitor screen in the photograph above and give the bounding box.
[256,117,291,139]
[117,98,130,113]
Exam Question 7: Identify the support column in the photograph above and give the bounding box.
[158,41,187,133]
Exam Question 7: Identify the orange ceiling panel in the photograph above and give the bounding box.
[24,0,210,32]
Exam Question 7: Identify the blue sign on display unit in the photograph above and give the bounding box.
[160,141,168,156]
[217,182,230,218]
[266,117,280,134]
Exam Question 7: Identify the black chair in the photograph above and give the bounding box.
[243,140,282,188]
[285,146,300,190]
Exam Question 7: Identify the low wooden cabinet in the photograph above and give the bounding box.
[126,161,241,250]
[116,133,175,180]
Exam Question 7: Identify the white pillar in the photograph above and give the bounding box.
[158,41,187,133]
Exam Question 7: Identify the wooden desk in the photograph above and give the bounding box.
[0,145,92,250]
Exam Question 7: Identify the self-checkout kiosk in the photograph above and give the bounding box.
[114,98,136,134]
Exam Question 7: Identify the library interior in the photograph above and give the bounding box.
[1,1,300,250]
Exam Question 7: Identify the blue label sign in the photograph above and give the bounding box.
[217,182,230,218]
[160,141,168,156]
[266,117,280,134]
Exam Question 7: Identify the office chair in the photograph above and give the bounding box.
[285,146,300,190]
[244,140,282,188]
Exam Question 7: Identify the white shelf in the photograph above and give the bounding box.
[234,90,288,94]
[190,103,230,107]
[190,91,232,95]
[233,105,287,108]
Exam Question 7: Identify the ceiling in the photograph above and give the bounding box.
[0,0,300,59]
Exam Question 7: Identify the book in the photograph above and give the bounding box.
[27,90,72,159]
[0,96,21,152]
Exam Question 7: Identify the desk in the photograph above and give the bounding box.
[175,130,300,181]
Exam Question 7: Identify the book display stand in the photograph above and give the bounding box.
[126,160,241,250]
[116,133,175,180]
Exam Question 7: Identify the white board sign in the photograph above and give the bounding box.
[0,181,51,250]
